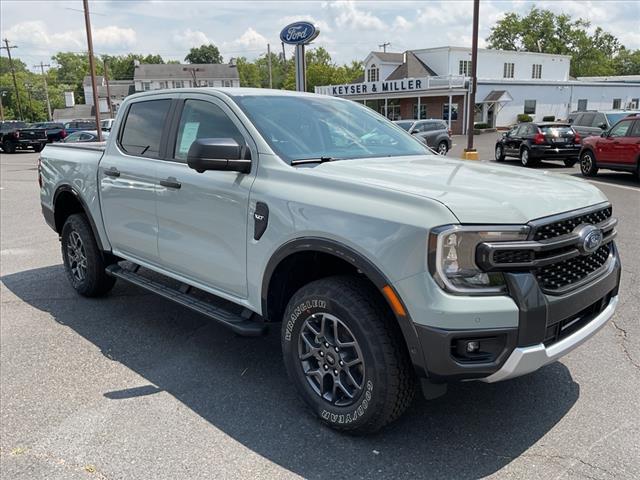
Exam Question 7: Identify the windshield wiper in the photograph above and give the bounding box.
[291,156,338,166]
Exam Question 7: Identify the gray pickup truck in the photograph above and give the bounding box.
[39,88,621,434]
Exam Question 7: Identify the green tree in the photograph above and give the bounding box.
[612,48,640,75]
[185,44,223,64]
[102,53,164,80]
[50,52,104,103]
[236,57,261,87]
[0,56,27,76]
[486,7,624,77]
[283,47,363,92]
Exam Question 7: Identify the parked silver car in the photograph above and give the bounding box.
[394,119,452,154]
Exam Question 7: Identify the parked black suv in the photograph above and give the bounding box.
[0,121,48,153]
[495,122,581,167]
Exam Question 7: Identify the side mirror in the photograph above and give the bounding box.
[598,123,607,130]
[187,138,251,174]
[600,131,607,137]
[502,132,507,137]
[410,130,418,135]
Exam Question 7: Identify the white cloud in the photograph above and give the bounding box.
[173,28,211,49]
[392,16,413,31]
[280,15,332,33]
[326,0,386,30]
[4,20,136,54]
[220,27,269,56]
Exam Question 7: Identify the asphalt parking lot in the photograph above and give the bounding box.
[1,146,639,479]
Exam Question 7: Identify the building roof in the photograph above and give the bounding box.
[52,104,94,121]
[386,51,438,80]
[367,52,404,64]
[480,90,513,103]
[577,75,640,83]
[134,63,239,80]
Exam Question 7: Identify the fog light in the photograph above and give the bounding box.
[466,341,480,353]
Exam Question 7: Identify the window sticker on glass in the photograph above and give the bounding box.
[178,122,200,157]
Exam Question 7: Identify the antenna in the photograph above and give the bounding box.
[378,42,391,53]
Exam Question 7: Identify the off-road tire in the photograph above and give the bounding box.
[281,275,415,434]
[495,144,505,161]
[580,150,598,177]
[61,214,116,297]
[437,141,448,155]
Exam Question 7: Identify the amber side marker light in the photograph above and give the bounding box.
[382,285,407,317]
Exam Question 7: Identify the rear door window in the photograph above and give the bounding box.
[120,99,171,157]
[578,113,595,126]
[591,113,607,128]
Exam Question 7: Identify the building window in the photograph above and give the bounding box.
[631,98,639,109]
[367,64,379,82]
[207,80,216,87]
[223,80,232,87]
[612,98,622,109]
[531,64,542,79]
[443,103,459,121]
[577,99,588,111]
[142,82,151,91]
[459,60,471,76]
[524,100,536,114]
[174,80,184,88]
[159,81,167,89]
[503,62,515,78]
[413,103,427,120]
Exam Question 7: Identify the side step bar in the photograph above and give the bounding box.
[106,263,267,337]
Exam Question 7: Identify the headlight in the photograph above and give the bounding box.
[428,225,529,295]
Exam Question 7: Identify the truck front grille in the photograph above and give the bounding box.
[533,206,612,241]
[535,244,611,292]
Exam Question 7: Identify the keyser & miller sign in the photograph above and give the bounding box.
[316,78,431,96]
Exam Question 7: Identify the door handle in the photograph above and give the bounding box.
[160,178,181,189]
[103,167,120,177]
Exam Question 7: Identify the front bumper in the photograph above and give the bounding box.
[408,243,621,383]
[482,295,618,382]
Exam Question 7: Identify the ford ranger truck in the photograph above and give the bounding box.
[39,89,621,434]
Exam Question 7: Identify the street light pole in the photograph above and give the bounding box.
[83,0,102,141]
[464,0,480,159]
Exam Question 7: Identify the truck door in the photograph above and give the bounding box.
[599,120,631,163]
[99,97,172,263]
[155,95,256,298]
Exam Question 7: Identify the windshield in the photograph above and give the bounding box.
[233,95,429,163]
[606,113,632,125]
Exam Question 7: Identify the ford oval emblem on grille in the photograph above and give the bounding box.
[576,225,603,255]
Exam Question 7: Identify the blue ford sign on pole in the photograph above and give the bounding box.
[280,21,320,92]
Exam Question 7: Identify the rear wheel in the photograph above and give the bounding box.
[281,276,415,434]
[33,144,44,153]
[61,214,116,297]
[495,144,505,161]
[437,141,448,155]
[580,151,598,177]
[2,140,16,154]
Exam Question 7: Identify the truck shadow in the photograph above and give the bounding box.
[2,265,579,479]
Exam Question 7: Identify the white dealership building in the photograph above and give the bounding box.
[315,46,640,134]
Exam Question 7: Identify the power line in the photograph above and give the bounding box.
[1,38,24,119]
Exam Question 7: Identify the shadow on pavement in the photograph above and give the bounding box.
[2,265,580,479]
[570,171,639,189]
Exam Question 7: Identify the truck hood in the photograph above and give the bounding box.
[314,155,608,224]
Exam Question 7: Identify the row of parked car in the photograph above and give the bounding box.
[0,118,114,153]
[494,110,640,180]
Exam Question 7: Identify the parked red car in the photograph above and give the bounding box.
[579,113,640,180]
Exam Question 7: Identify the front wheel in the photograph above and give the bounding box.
[495,144,505,161]
[61,214,116,297]
[580,151,598,177]
[281,276,415,434]
[437,141,448,155]
[2,140,16,154]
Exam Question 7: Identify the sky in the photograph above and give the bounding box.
[1,0,639,71]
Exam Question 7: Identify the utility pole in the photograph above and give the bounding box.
[378,42,391,53]
[0,91,5,121]
[83,0,102,141]
[34,61,52,121]
[1,39,24,120]
[25,83,33,121]
[464,0,480,159]
[267,43,273,89]
[103,59,113,118]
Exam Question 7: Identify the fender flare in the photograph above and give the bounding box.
[261,237,428,377]
[53,184,105,251]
